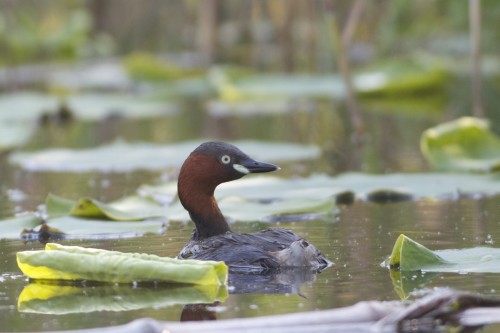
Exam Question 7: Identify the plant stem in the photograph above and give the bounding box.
[470,0,484,118]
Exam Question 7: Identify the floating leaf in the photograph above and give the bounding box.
[0,214,42,239]
[0,92,178,152]
[0,92,177,122]
[18,282,227,314]
[141,172,500,212]
[388,234,450,271]
[0,93,58,122]
[10,140,320,172]
[355,57,449,97]
[0,121,36,153]
[421,117,500,172]
[3,172,500,239]
[45,193,165,221]
[123,52,204,82]
[386,234,500,273]
[17,243,228,285]
[35,217,166,238]
[208,58,448,104]
[63,93,177,120]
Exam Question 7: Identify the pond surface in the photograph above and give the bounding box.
[1,103,500,332]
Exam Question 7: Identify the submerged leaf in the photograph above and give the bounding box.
[421,117,500,172]
[387,234,500,273]
[17,243,228,285]
[18,282,227,314]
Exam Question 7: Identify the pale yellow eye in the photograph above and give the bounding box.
[221,155,231,164]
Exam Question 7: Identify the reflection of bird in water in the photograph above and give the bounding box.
[177,142,331,272]
[181,303,219,322]
[181,268,318,322]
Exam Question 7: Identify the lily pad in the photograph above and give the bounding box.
[386,234,500,273]
[142,172,500,209]
[18,282,227,314]
[0,214,42,239]
[29,217,166,239]
[421,117,500,172]
[17,243,228,285]
[0,121,36,152]
[0,92,177,123]
[388,234,450,271]
[64,93,178,120]
[3,172,500,239]
[10,140,320,172]
[208,58,448,104]
[355,57,449,97]
[45,193,165,221]
[123,52,204,82]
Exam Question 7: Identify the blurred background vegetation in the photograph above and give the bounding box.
[0,0,497,75]
[0,0,499,170]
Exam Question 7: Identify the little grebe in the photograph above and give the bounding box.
[177,142,331,272]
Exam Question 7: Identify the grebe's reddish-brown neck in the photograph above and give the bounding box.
[177,142,278,240]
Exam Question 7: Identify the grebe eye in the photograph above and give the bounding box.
[221,155,231,164]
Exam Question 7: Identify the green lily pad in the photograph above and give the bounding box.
[142,172,500,209]
[0,93,58,122]
[0,92,177,122]
[123,52,204,82]
[45,193,165,221]
[208,58,448,104]
[4,173,500,239]
[387,234,500,273]
[421,117,500,172]
[388,234,450,271]
[0,214,42,239]
[10,140,320,172]
[0,92,178,152]
[28,217,166,239]
[64,93,178,120]
[0,121,36,152]
[355,57,449,97]
[18,282,227,314]
[17,243,228,285]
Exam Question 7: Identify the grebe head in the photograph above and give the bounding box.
[178,142,279,239]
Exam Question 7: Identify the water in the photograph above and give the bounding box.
[1,105,500,331]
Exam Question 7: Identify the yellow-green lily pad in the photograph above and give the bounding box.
[17,243,227,285]
[388,234,450,271]
[387,234,500,273]
[421,117,500,172]
[45,193,165,221]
